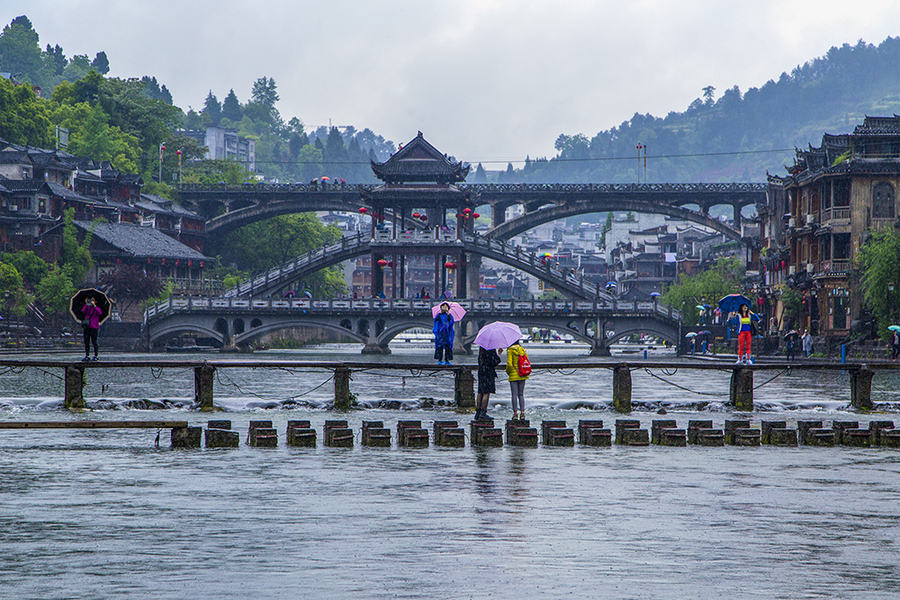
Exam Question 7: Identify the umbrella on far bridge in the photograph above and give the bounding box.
[889,325,900,332]
[432,301,466,321]
[685,332,698,338]
[474,321,523,350]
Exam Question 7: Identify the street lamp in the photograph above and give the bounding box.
[158,143,166,184]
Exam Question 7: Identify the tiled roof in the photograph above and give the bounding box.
[47,182,104,205]
[0,151,31,164]
[1,180,52,194]
[371,132,469,183]
[75,221,209,260]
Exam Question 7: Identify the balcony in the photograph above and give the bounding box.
[822,207,851,223]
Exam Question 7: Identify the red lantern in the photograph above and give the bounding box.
[175,259,179,266]
[412,212,421,219]
[377,259,388,268]
[472,213,480,219]
[116,258,120,265]
[444,261,457,270]
[421,215,427,221]
[188,260,192,267]
[200,261,204,268]
[359,207,368,214]
[455,214,462,219]
[463,208,472,214]
[387,261,393,268]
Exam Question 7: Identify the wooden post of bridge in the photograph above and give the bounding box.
[334,366,351,411]
[612,366,632,413]
[64,365,85,410]
[850,367,874,410]
[194,365,216,411]
[454,367,475,411]
[730,367,753,411]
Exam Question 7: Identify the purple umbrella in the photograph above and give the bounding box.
[432,301,466,321]
[474,321,522,350]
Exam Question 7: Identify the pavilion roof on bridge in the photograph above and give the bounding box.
[370,132,469,184]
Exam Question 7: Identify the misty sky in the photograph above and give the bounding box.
[7,1,900,165]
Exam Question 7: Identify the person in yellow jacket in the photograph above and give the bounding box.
[506,340,530,420]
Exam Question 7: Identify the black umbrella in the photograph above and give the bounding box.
[69,288,112,325]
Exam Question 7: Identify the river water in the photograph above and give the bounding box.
[1,343,900,599]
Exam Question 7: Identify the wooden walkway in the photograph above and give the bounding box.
[1,357,897,412]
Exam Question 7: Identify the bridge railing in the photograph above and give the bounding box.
[145,295,680,324]
[178,182,766,195]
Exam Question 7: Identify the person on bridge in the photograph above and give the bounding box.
[475,347,502,421]
[81,297,103,362]
[433,302,455,365]
[891,329,900,361]
[506,340,530,420]
[731,303,760,365]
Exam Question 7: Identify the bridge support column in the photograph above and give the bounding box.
[491,204,506,228]
[612,366,632,413]
[733,204,742,228]
[361,344,391,355]
[194,365,216,411]
[590,339,611,357]
[454,367,475,410]
[466,254,481,299]
[334,366,352,411]
[850,367,874,410]
[730,368,753,411]
[64,365,85,410]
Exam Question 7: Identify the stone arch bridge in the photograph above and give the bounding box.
[178,182,765,241]
[222,231,614,301]
[144,296,681,355]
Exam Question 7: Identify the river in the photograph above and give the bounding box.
[1,343,899,599]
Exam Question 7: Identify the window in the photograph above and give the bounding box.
[872,182,895,219]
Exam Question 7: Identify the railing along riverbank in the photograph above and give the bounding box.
[1,358,897,413]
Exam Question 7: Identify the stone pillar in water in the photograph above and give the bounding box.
[850,367,874,410]
[454,367,475,410]
[64,365,85,410]
[194,365,216,412]
[334,366,352,411]
[612,366,632,413]
[730,367,753,411]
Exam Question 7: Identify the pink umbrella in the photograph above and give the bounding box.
[474,321,522,350]
[432,301,466,321]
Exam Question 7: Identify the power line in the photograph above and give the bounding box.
[247,147,795,167]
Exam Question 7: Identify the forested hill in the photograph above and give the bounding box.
[489,37,900,184]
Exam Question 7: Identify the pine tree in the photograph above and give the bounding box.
[221,89,242,122]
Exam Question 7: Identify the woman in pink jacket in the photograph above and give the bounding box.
[81,297,103,361]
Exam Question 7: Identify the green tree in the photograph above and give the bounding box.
[207,214,346,296]
[203,90,221,124]
[0,16,43,84]
[221,89,242,122]
[661,257,744,325]
[35,264,76,331]
[0,76,53,147]
[859,229,900,337]
[90,51,109,75]
[0,251,48,288]
[60,208,94,285]
[53,102,141,172]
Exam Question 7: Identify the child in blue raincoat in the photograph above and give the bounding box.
[433,302,454,365]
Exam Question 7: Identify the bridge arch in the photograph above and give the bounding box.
[233,318,367,347]
[485,200,742,242]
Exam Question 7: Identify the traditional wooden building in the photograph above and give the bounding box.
[362,132,473,298]
[764,115,900,339]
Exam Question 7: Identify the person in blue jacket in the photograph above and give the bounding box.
[433,302,455,365]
